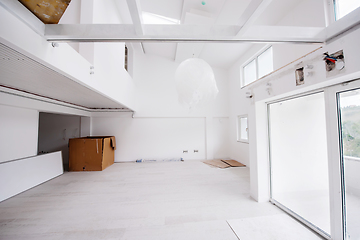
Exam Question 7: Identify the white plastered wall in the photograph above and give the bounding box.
[91,52,230,162]
[232,26,360,202]
[229,0,338,201]
[0,105,38,163]
[0,92,92,202]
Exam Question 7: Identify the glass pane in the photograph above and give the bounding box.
[269,92,331,235]
[240,117,248,140]
[335,0,360,20]
[243,59,256,86]
[258,47,273,78]
[338,88,360,240]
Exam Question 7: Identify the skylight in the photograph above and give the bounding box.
[142,12,180,25]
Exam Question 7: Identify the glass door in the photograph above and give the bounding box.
[337,87,360,240]
[268,91,331,239]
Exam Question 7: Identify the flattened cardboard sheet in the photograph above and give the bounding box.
[221,159,246,167]
[203,160,231,169]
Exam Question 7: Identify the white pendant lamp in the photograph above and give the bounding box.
[175,58,218,109]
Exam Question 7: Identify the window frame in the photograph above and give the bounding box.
[241,45,273,88]
[237,115,249,143]
[333,0,360,21]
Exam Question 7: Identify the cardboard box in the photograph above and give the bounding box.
[69,136,116,171]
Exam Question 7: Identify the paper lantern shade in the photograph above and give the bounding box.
[175,58,219,109]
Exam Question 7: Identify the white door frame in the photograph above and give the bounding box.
[265,78,360,240]
[325,79,360,240]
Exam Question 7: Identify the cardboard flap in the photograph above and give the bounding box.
[110,137,116,150]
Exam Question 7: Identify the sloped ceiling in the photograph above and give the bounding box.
[139,0,254,67]
[134,0,303,68]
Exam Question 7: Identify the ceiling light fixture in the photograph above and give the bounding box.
[175,58,218,109]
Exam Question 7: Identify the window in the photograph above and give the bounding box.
[334,0,360,20]
[237,115,248,142]
[242,46,273,87]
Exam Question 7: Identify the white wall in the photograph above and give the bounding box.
[0,105,38,163]
[91,115,230,162]
[58,0,81,52]
[38,113,81,167]
[244,26,360,202]
[0,152,63,202]
[212,117,230,159]
[132,53,229,118]
[227,0,338,201]
[0,90,90,201]
[93,0,123,24]
[81,116,91,137]
[92,114,207,161]
[90,52,230,162]
[90,0,135,110]
[0,87,92,165]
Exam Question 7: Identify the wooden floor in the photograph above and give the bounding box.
[0,161,319,240]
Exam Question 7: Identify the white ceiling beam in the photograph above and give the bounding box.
[242,26,324,42]
[125,0,145,54]
[0,0,44,36]
[236,0,272,36]
[45,24,325,43]
[126,0,144,35]
[318,6,360,42]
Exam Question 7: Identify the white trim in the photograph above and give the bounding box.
[324,0,336,26]
[344,156,360,162]
[267,90,332,238]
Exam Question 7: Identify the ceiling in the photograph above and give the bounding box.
[3,0,357,111]
[140,0,253,68]
[7,0,357,71]
[110,0,318,68]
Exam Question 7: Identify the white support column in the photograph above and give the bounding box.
[236,0,272,36]
[251,101,270,202]
[126,0,144,35]
[125,0,145,54]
